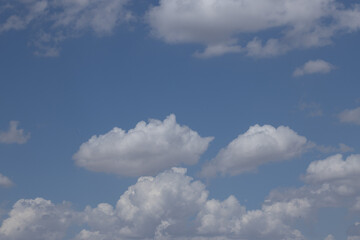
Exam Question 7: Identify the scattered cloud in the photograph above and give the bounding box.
[0,121,30,144]
[201,124,309,177]
[0,173,13,188]
[339,107,360,125]
[146,0,360,58]
[0,0,133,56]
[293,59,335,77]
[73,114,213,177]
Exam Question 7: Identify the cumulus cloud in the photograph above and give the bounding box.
[79,167,307,239]
[2,161,360,239]
[0,121,30,144]
[201,124,309,177]
[0,173,13,188]
[293,59,335,77]
[0,0,133,56]
[73,114,213,177]
[339,107,360,125]
[268,154,360,211]
[304,154,360,184]
[0,198,75,240]
[0,168,309,240]
[146,0,360,58]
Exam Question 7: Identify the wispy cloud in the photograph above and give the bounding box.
[0,121,30,144]
[0,173,13,188]
[293,59,335,77]
[339,107,360,125]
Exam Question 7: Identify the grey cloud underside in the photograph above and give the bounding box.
[2,154,360,240]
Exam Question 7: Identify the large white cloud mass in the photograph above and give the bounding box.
[2,156,360,240]
[73,114,213,177]
[0,0,132,56]
[0,121,30,144]
[146,0,360,58]
[201,124,309,177]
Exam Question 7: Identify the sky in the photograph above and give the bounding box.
[0,0,360,239]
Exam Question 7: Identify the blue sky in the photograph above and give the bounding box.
[1,0,360,239]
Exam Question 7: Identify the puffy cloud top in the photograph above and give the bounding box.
[73,114,213,177]
[201,124,308,177]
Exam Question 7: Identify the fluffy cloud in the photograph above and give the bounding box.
[73,114,213,177]
[201,124,309,177]
[79,167,307,240]
[0,121,30,144]
[0,168,308,240]
[304,154,360,184]
[0,198,75,240]
[146,0,360,58]
[268,154,360,211]
[293,59,335,77]
[0,173,13,188]
[0,0,132,56]
[339,107,360,125]
[2,160,360,240]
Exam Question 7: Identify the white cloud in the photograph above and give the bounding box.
[304,154,360,184]
[0,168,308,240]
[293,59,335,77]
[73,114,213,177]
[339,107,360,125]
[0,0,133,56]
[146,0,360,58]
[0,198,75,240]
[0,173,13,188]
[201,124,309,177]
[2,161,360,240]
[80,167,307,240]
[0,121,30,144]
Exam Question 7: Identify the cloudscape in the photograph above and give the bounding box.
[1,0,360,239]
